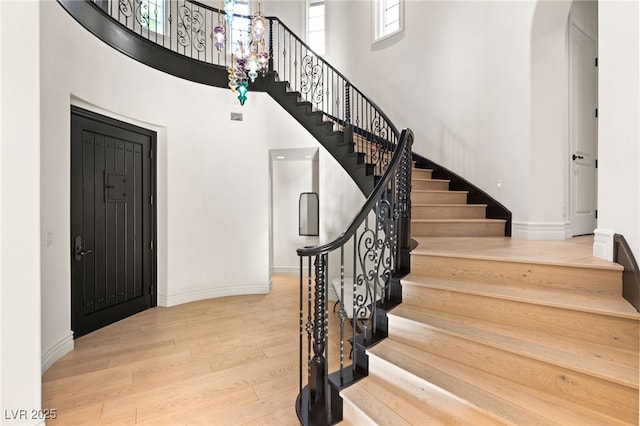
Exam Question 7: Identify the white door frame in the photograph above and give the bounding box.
[568,17,598,236]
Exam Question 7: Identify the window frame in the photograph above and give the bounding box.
[372,0,404,44]
[230,0,252,55]
[306,0,326,56]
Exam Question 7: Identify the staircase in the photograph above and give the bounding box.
[63,3,639,423]
[340,166,640,425]
[266,80,380,196]
[410,165,507,237]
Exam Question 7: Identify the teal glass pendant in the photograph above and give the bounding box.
[237,82,248,105]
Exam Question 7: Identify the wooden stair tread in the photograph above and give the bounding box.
[388,303,639,388]
[367,340,559,425]
[412,189,468,194]
[410,236,624,271]
[412,203,488,207]
[368,339,633,425]
[341,383,411,426]
[412,178,450,183]
[342,373,508,426]
[412,218,506,223]
[402,274,640,319]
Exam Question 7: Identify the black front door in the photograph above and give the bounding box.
[71,106,156,338]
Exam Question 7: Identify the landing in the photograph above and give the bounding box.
[411,235,623,271]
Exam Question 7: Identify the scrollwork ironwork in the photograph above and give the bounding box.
[135,0,150,27]
[177,6,206,52]
[301,55,324,105]
[119,0,133,18]
[353,206,393,336]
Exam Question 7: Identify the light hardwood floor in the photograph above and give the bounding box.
[43,273,344,425]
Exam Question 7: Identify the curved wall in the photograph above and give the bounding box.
[40,1,363,370]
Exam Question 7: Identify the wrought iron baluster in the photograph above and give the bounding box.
[306,256,313,381]
[268,19,274,72]
[299,256,304,393]
[338,246,345,381]
[352,232,357,373]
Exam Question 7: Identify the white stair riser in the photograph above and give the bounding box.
[386,315,639,422]
[342,399,378,426]
[410,255,622,297]
[401,284,639,352]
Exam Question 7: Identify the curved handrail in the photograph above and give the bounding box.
[298,129,412,257]
[71,0,401,178]
[59,4,412,424]
[265,17,399,139]
[183,0,399,139]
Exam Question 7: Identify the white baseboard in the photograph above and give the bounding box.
[158,282,271,307]
[593,228,615,261]
[511,221,571,240]
[271,267,298,274]
[41,331,74,373]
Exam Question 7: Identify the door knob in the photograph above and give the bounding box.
[74,235,93,261]
[572,154,584,161]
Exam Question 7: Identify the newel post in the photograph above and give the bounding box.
[309,253,328,420]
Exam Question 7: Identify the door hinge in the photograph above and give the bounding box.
[149,150,153,159]
[595,57,598,67]
[595,108,598,118]
[150,195,154,205]
[150,241,154,251]
[595,209,598,219]
[595,159,598,168]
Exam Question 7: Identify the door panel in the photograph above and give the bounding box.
[71,107,156,338]
[570,23,598,236]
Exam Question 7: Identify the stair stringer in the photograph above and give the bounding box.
[266,77,380,196]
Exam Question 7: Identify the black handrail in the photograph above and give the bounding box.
[60,3,413,424]
[296,129,413,425]
[298,130,411,257]
[264,17,399,139]
[80,0,400,178]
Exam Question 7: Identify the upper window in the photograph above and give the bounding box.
[145,0,165,34]
[374,0,403,42]
[307,0,325,55]
[231,0,252,53]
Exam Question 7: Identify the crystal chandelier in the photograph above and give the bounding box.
[211,1,269,106]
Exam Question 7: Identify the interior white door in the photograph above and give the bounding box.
[569,23,598,236]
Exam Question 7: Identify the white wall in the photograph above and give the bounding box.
[325,0,537,236]
[1,1,43,424]
[264,0,306,37]
[39,1,364,371]
[595,0,640,260]
[324,0,640,257]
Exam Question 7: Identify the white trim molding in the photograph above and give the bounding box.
[511,221,572,241]
[41,331,74,373]
[593,228,616,261]
[158,281,271,307]
[271,266,299,274]
[372,0,404,44]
